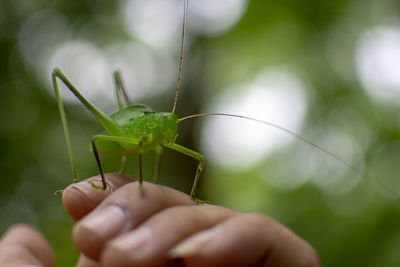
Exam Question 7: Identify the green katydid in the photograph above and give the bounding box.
[52,0,207,200]
[51,0,397,201]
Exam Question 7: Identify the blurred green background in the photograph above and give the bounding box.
[1,0,400,266]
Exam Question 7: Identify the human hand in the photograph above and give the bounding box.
[0,224,54,267]
[63,173,320,267]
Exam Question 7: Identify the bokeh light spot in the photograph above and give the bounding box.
[46,41,110,106]
[356,26,400,105]
[309,127,361,195]
[200,68,307,169]
[189,0,249,36]
[121,0,182,49]
[19,10,72,75]
[105,42,176,99]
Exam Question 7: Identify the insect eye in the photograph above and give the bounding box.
[143,110,149,114]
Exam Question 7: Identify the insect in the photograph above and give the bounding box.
[52,0,209,201]
[51,0,397,201]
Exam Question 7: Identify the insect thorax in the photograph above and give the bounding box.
[111,105,179,151]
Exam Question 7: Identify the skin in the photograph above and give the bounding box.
[0,173,320,267]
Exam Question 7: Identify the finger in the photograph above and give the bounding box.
[73,181,195,261]
[101,204,235,267]
[76,254,101,267]
[169,212,320,267]
[62,173,134,221]
[0,224,54,267]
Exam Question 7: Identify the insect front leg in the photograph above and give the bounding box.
[137,136,151,192]
[154,145,163,184]
[91,137,107,190]
[138,152,143,191]
[91,135,141,191]
[167,143,205,203]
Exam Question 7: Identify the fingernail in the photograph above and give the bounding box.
[110,227,153,258]
[169,227,220,258]
[85,179,115,192]
[79,205,127,237]
[69,179,114,198]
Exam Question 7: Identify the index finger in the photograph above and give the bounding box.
[73,181,195,260]
[62,173,134,221]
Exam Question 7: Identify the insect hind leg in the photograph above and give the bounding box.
[119,156,128,173]
[167,143,205,204]
[52,69,80,183]
[113,70,132,110]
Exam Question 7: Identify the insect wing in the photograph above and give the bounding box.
[111,104,154,126]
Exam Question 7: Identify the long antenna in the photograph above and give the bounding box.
[180,112,399,198]
[171,0,188,114]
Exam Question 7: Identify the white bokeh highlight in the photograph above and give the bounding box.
[19,10,72,77]
[356,26,400,104]
[200,68,307,169]
[189,0,249,36]
[121,0,183,49]
[105,42,176,99]
[47,41,110,104]
[121,0,249,47]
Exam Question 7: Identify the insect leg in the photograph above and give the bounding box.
[167,143,204,202]
[113,70,132,109]
[52,69,125,137]
[52,70,80,182]
[138,152,143,191]
[119,156,128,173]
[113,71,131,176]
[137,138,146,192]
[91,135,140,189]
[91,137,107,190]
[154,145,163,184]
